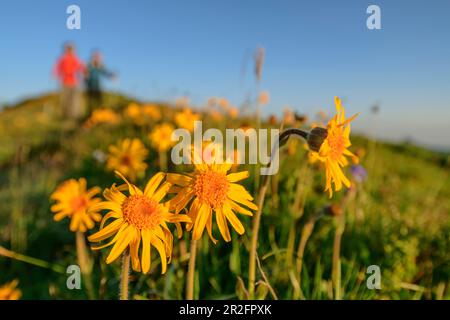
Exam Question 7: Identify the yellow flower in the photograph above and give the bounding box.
[125,103,161,125]
[84,108,120,128]
[228,107,239,119]
[51,178,102,232]
[0,280,21,300]
[149,123,175,152]
[88,171,190,274]
[210,109,223,121]
[124,103,143,124]
[174,108,201,132]
[106,138,148,182]
[218,98,230,110]
[310,97,358,197]
[142,104,162,121]
[168,163,257,243]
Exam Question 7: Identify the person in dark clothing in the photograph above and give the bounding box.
[85,51,115,114]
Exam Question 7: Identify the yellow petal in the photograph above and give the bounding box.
[141,229,152,274]
[144,172,165,197]
[152,182,172,203]
[215,207,231,242]
[105,225,134,264]
[226,171,249,183]
[192,203,210,240]
[88,218,123,242]
[222,202,245,235]
[151,234,167,274]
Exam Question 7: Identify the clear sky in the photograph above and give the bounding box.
[1,0,449,149]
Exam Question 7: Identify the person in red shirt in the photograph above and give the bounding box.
[53,43,86,119]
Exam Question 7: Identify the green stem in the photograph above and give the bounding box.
[76,231,95,299]
[159,150,167,171]
[120,250,131,300]
[332,215,345,300]
[0,245,65,273]
[248,126,309,299]
[186,239,198,300]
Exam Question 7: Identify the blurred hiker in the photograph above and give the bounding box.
[85,51,115,115]
[53,43,85,120]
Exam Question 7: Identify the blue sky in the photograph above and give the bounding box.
[1,0,449,149]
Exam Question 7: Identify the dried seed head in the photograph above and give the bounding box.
[307,127,328,152]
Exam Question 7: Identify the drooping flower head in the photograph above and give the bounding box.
[174,108,201,132]
[0,280,21,300]
[88,171,190,274]
[168,163,257,243]
[106,138,148,182]
[149,123,175,152]
[308,96,359,197]
[50,178,102,232]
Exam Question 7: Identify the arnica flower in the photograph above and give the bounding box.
[88,171,190,274]
[141,104,162,121]
[309,96,359,198]
[84,108,120,128]
[0,280,21,300]
[149,123,175,152]
[210,110,223,122]
[218,98,230,110]
[124,103,145,125]
[106,138,148,182]
[167,163,258,243]
[174,108,201,132]
[51,178,102,232]
[228,107,239,119]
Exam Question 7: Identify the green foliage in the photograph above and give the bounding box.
[0,93,449,300]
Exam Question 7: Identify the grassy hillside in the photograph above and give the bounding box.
[0,93,449,300]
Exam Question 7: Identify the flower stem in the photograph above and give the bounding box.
[295,217,316,285]
[76,231,91,272]
[159,150,167,171]
[0,245,65,273]
[76,231,95,299]
[186,239,198,300]
[332,215,345,300]
[248,127,309,299]
[248,175,270,299]
[120,249,131,300]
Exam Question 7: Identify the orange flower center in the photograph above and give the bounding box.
[193,170,229,208]
[121,155,132,166]
[122,195,162,229]
[70,196,88,212]
[327,129,346,160]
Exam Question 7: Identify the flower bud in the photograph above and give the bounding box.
[307,127,328,152]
